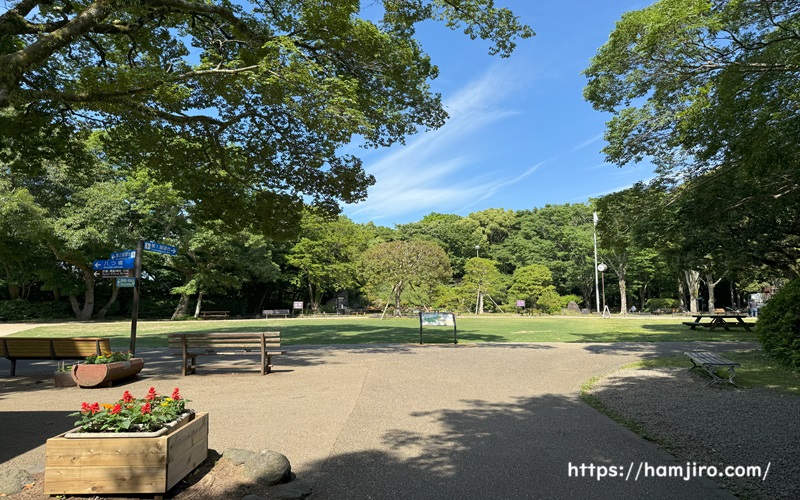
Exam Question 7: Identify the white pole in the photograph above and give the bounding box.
[593,212,600,314]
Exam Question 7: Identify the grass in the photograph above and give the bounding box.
[10,315,756,348]
[626,350,800,395]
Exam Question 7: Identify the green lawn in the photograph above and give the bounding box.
[11,315,756,348]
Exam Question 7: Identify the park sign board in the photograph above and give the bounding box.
[419,312,457,345]
[144,241,177,255]
[293,301,304,310]
[93,258,135,270]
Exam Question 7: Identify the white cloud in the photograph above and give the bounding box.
[345,65,534,223]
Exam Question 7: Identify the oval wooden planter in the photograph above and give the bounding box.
[71,358,144,388]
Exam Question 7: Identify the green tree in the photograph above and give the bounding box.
[584,0,800,276]
[361,240,452,317]
[461,257,507,314]
[397,213,486,277]
[286,213,370,313]
[508,264,554,310]
[2,0,533,233]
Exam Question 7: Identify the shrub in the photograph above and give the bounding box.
[645,297,678,311]
[560,294,583,308]
[0,300,73,321]
[537,288,562,315]
[756,279,800,370]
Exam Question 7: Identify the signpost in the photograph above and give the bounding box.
[116,277,136,288]
[111,250,136,260]
[144,241,177,255]
[92,258,135,270]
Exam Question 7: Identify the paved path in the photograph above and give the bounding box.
[0,341,752,499]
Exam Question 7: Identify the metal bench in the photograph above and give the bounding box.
[0,337,111,376]
[263,309,291,318]
[684,350,741,387]
[168,332,286,375]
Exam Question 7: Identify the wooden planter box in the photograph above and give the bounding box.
[44,412,209,497]
[71,358,144,388]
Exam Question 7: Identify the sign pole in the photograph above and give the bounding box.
[130,239,143,355]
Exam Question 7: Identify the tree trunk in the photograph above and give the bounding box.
[677,279,686,311]
[393,280,404,316]
[684,270,701,314]
[68,264,96,320]
[53,287,61,302]
[705,274,724,312]
[477,291,484,314]
[308,281,319,313]
[95,283,120,319]
[618,277,627,315]
[194,291,204,318]
[172,293,190,320]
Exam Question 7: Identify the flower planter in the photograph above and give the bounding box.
[44,412,209,497]
[54,371,77,388]
[71,358,144,388]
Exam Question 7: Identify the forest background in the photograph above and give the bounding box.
[1,0,797,321]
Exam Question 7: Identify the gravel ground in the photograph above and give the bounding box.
[589,367,800,499]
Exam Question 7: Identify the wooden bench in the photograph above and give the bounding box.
[198,310,230,319]
[684,350,741,387]
[168,332,286,376]
[0,337,111,376]
[263,309,291,318]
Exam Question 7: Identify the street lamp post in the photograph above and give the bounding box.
[475,245,480,258]
[593,212,600,314]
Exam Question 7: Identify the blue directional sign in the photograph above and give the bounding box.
[92,258,135,270]
[144,241,177,255]
[111,250,136,260]
[116,277,136,288]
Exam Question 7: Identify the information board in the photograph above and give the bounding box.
[419,312,457,344]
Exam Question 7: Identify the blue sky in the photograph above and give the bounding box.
[343,0,654,225]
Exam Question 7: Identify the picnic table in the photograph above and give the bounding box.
[682,314,755,332]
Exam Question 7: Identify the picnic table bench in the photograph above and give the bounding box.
[682,314,755,332]
[198,310,230,319]
[263,309,291,318]
[0,337,111,376]
[168,332,286,375]
[684,350,741,387]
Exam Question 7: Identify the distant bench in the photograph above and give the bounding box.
[198,310,229,319]
[684,350,741,387]
[168,332,286,376]
[263,309,290,318]
[0,337,111,376]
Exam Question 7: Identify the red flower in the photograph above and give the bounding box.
[122,390,134,403]
[89,402,100,414]
[110,404,122,415]
[141,403,152,415]
[81,402,91,413]
[171,388,181,401]
[145,387,157,402]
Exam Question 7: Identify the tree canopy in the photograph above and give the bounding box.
[1,0,533,235]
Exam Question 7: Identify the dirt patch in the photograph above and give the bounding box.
[8,450,303,499]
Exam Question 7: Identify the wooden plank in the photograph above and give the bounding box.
[44,465,167,494]
[45,437,167,467]
[166,413,209,489]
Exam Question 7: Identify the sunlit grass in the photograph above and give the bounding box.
[10,315,756,348]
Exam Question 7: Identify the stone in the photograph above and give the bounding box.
[271,480,312,500]
[241,495,264,500]
[0,468,33,495]
[567,301,581,312]
[243,450,292,486]
[223,448,256,466]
